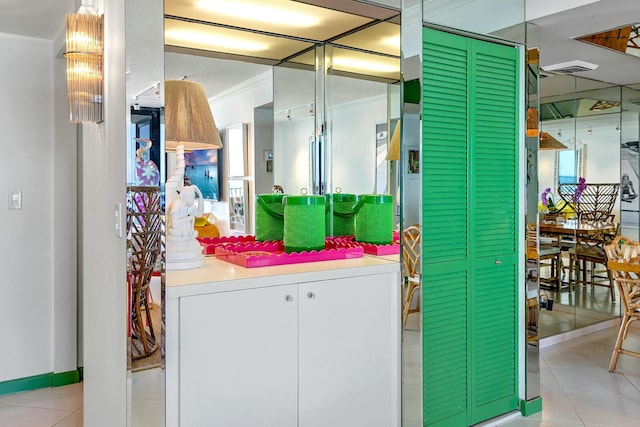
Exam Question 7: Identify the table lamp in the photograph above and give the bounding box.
[165,79,222,270]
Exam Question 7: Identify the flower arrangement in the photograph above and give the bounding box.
[573,177,587,202]
[541,187,556,213]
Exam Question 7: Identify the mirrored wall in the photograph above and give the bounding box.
[537,75,640,337]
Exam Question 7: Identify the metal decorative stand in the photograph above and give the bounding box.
[127,186,162,361]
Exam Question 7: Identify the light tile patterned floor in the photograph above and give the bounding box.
[2,321,638,427]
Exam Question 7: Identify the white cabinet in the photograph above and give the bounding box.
[179,285,299,427]
[298,275,396,427]
[168,259,400,427]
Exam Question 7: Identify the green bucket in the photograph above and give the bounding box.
[354,194,393,244]
[255,194,286,241]
[283,195,325,253]
[325,193,356,237]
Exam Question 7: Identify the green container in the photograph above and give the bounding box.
[325,193,356,237]
[255,194,286,241]
[283,195,325,253]
[354,194,393,244]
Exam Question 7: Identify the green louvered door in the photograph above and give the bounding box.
[421,27,521,427]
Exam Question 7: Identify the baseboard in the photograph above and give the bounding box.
[0,369,82,396]
[520,397,542,416]
[540,318,620,349]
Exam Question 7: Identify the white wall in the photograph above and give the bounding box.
[81,0,128,425]
[53,40,78,375]
[0,33,55,382]
[208,70,273,236]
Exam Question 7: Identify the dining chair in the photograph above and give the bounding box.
[402,225,421,328]
[527,224,562,290]
[568,215,618,301]
[604,236,640,372]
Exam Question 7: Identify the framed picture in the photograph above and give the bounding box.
[406,145,420,177]
[227,123,248,178]
[228,179,250,233]
[184,148,223,201]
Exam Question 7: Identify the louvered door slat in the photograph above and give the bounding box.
[469,38,520,423]
[422,26,521,427]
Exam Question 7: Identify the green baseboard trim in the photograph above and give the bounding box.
[0,369,82,396]
[520,397,542,417]
[52,370,81,387]
[0,373,52,397]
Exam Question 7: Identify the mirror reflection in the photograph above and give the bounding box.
[161,1,403,426]
[536,74,640,338]
[125,0,165,425]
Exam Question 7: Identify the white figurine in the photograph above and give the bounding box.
[168,185,204,239]
[166,184,206,270]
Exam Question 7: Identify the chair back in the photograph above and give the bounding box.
[605,236,640,316]
[402,225,420,280]
[579,210,615,223]
[558,183,619,216]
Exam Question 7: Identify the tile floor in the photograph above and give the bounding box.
[2,321,639,427]
[402,315,640,427]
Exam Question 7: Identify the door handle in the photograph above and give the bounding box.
[495,259,503,265]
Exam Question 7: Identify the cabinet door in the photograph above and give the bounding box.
[179,285,298,427]
[298,273,399,427]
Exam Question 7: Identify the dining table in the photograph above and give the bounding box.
[537,219,618,238]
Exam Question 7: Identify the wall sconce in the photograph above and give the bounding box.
[588,125,593,135]
[64,11,104,123]
[616,124,621,133]
[557,129,562,137]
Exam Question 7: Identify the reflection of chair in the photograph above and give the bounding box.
[604,236,640,371]
[402,225,420,328]
[568,216,618,301]
[558,183,619,217]
[127,186,163,360]
[527,225,562,290]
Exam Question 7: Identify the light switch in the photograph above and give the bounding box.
[9,190,21,210]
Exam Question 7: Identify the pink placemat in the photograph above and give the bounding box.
[214,240,364,268]
[326,235,400,255]
[198,235,256,255]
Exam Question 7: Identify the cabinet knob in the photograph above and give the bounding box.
[307,292,315,299]
[284,295,293,302]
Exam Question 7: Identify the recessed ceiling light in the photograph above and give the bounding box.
[197,0,320,28]
[166,29,268,52]
[383,35,400,48]
[332,56,399,73]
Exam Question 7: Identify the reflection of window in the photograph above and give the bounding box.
[555,147,584,188]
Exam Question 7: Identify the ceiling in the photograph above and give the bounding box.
[1,0,640,99]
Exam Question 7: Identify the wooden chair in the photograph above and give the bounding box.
[604,236,640,371]
[568,214,618,301]
[558,183,619,218]
[127,186,163,360]
[402,225,420,328]
[527,224,562,290]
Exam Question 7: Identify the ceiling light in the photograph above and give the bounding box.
[332,56,399,73]
[197,0,319,27]
[383,35,400,48]
[165,29,267,52]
